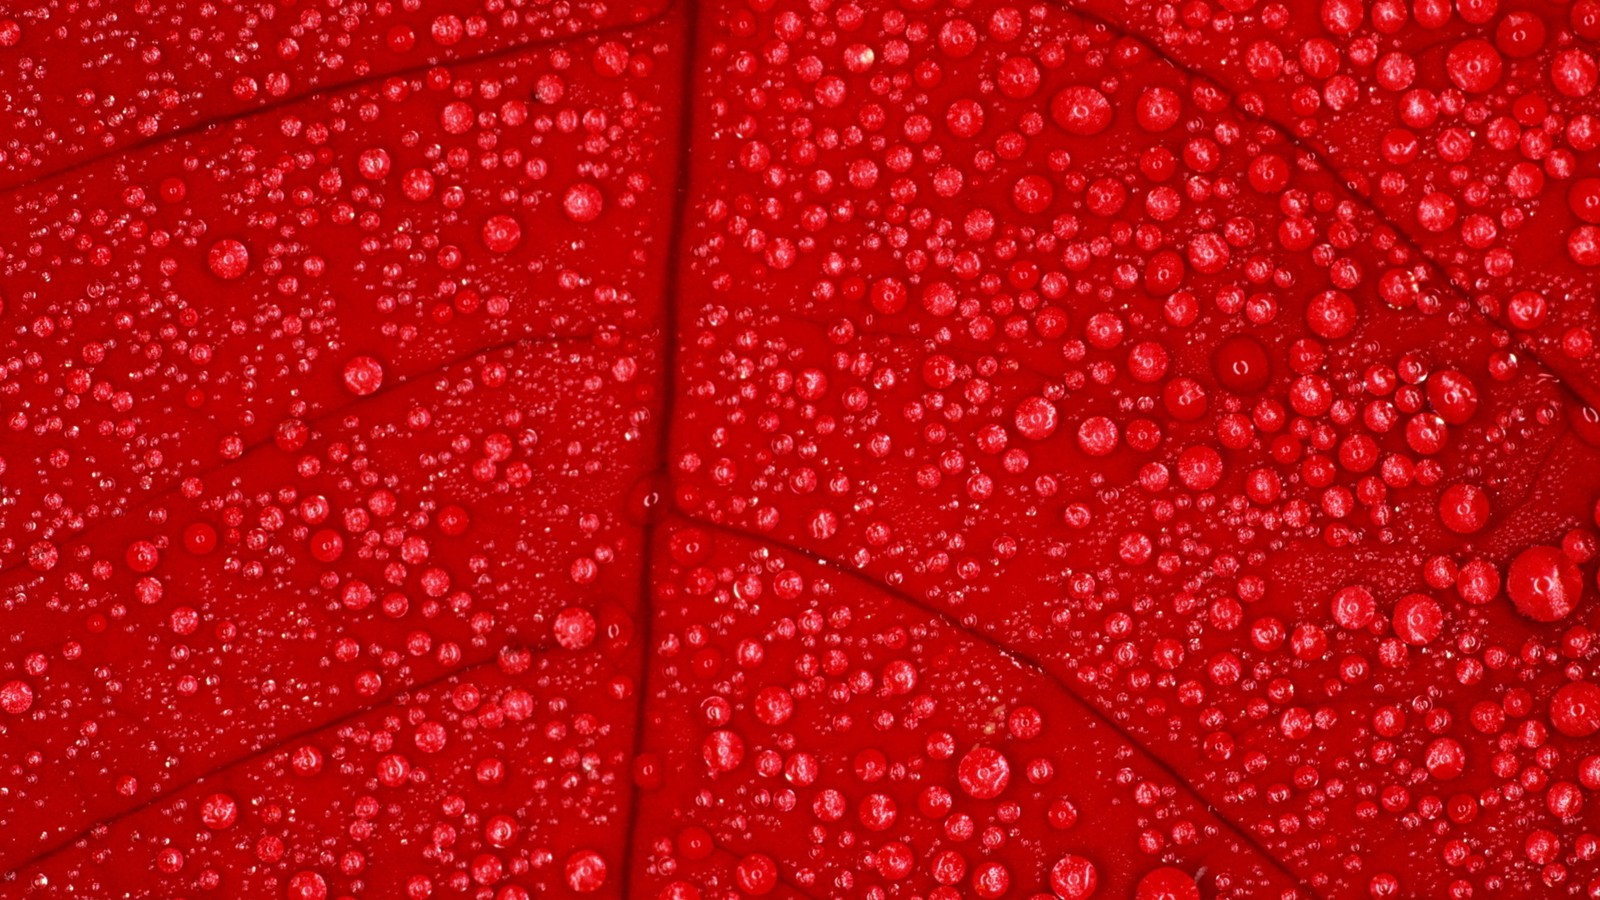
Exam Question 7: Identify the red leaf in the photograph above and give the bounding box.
[5,1,1600,897]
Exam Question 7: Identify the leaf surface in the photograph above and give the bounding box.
[5,1,1600,898]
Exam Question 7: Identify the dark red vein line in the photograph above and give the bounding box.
[675,512,1323,900]
[0,8,678,195]
[616,2,699,895]
[0,655,507,881]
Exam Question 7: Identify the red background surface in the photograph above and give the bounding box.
[5,0,1600,897]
